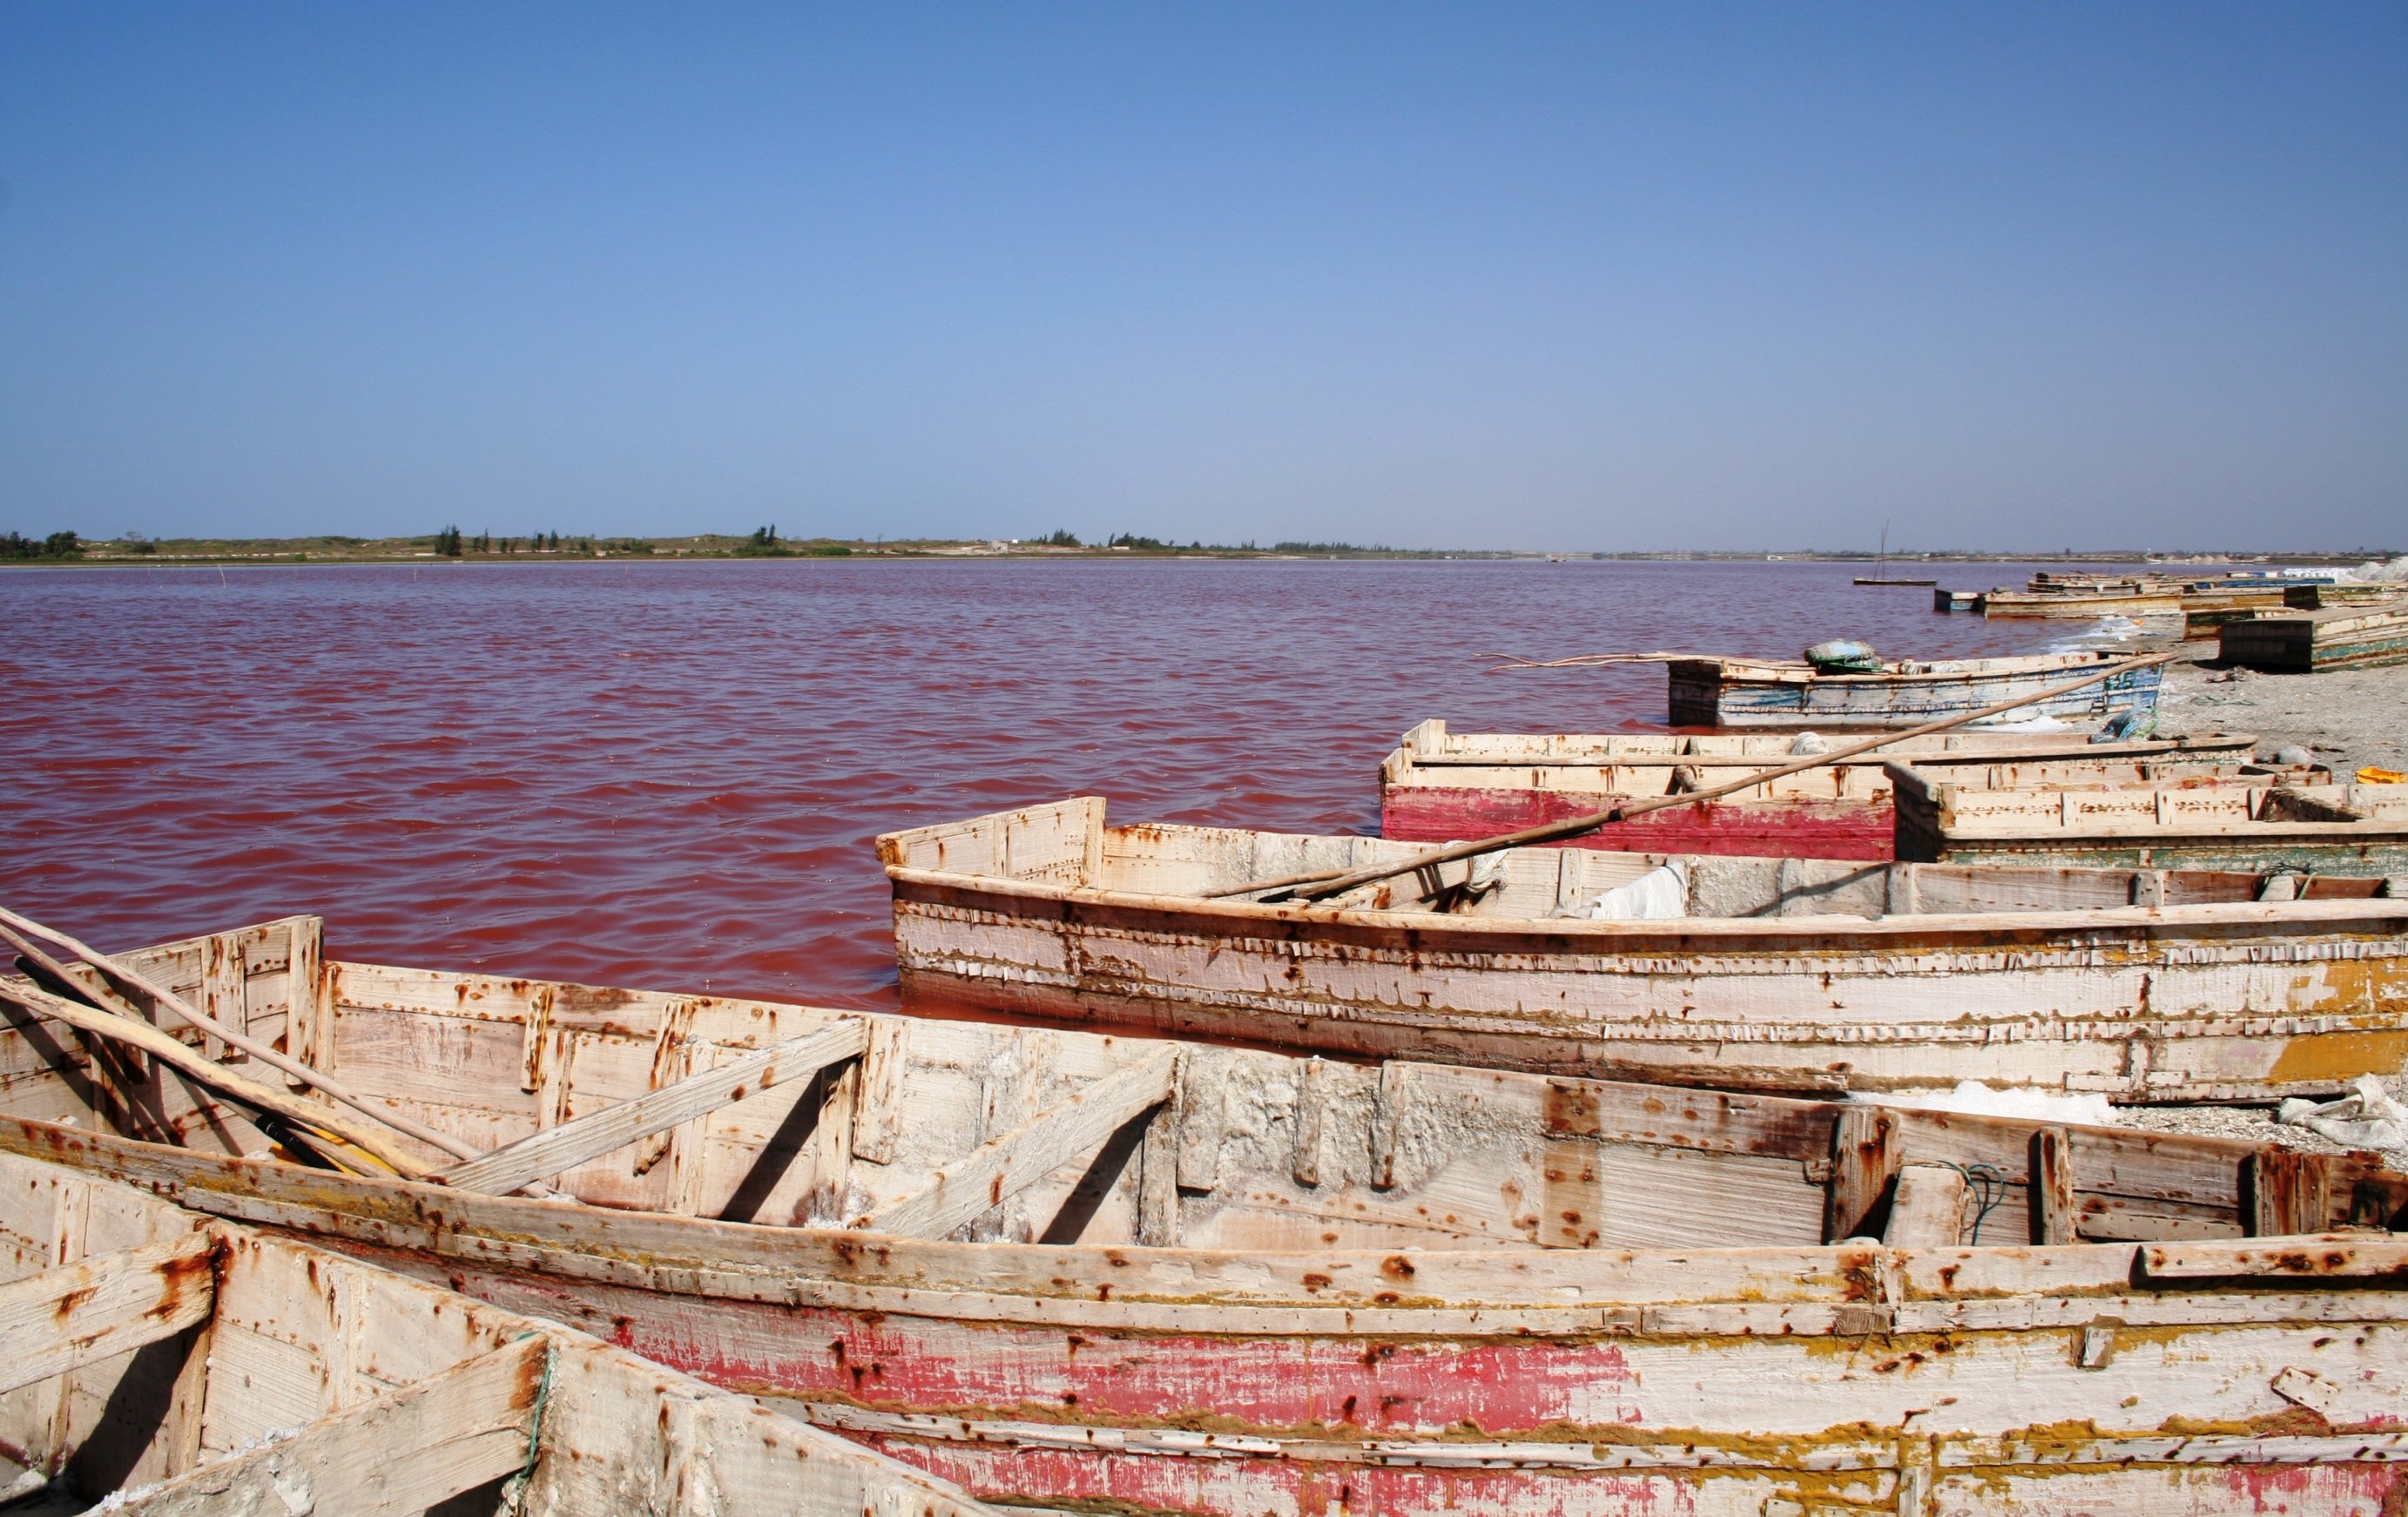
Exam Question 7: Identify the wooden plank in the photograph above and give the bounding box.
[436,1018,868,1196]
[2143,1235,2408,1279]
[1172,1052,1225,1192]
[1825,1105,1898,1242]
[110,1336,543,1516]
[1136,1097,1179,1248]
[198,935,242,1064]
[0,1233,215,1397]
[2245,1146,2321,1237]
[856,1049,1178,1239]
[283,918,324,1089]
[849,1016,907,1164]
[1884,1163,1966,1247]
[1291,1056,1329,1188]
[0,980,430,1178]
[2031,1126,2078,1244]
[1368,1062,1417,1190]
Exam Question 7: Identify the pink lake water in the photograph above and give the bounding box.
[0,558,2104,1008]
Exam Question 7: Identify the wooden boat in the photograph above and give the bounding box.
[1981,584,2187,619]
[1666,649,2163,729]
[1379,720,2264,861]
[1932,587,1981,611]
[0,1147,992,1516]
[2286,582,2403,610]
[2180,586,2293,637]
[2223,605,2408,673]
[1892,764,2408,875]
[4,917,2408,1515]
[880,799,2408,1098]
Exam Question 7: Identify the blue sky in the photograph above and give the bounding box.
[2,5,2402,551]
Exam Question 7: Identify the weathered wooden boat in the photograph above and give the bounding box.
[1379,720,2264,860]
[2286,582,2403,610]
[880,799,2408,1098]
[5,917,2408,1515]
[2222,604,2408,673]
[0,1147,993,1515]
[1932,587,1981,612]
[1892,764,2408,876]
[1666,649,2163,730]
[1981,583,2188,619]
[2180,586,2294,637]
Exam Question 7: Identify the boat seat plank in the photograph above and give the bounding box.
[857,1049,1179,1239]
[0,1233,215,1398]
[110,1337,544,1517]
[436,1019,870,1196]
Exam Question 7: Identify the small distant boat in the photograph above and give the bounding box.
[1668,648,2162,730]
[1852,522,1936,584]
[882,799,2408,1100]
[1380,720,2264,861]
[0,1150,988,1517]
[2222,603,2408,673]
[6,920,2407,1517]
[1892,763,2408,874]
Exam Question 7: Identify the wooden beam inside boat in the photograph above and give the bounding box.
[435,1017,870,1196]
[855,1048,1181,1239]
[105,1336,546,1516]
[1884,1163,1968,1247]
[2031,1125,2078,1245]
[0,1232,215,1398]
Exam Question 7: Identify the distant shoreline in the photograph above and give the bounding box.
[2,536,2390,569]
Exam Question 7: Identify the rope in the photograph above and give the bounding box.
[1923,1161,2010,1244]
[498,1336,558,1514]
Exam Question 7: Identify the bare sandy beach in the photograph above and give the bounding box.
[2157,638,2407,773]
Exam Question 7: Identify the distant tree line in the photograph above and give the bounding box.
[435,527,635,557]
[3,530,82,560]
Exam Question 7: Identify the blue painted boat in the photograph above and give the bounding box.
[1667,649,2163,731]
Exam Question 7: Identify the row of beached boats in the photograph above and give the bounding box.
[4,644,2405,1514]
[1931,567,2403,634]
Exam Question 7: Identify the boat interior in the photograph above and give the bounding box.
[882,798,2402,914]
[1895,767,2408,834]
[3,918,2402,1272]
[0,1147,981,1516]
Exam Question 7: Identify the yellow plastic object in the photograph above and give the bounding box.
[2358,765,2406,785]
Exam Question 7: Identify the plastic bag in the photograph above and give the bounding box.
[1804,640,1881,673]
[2276,1075,2408,1151]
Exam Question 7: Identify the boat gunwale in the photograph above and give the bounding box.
[883,862,2408,945]
[1666,651,2154,689]
[7,1115,2402,1335]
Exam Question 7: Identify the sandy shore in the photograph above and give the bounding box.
[2154,638,2407,773]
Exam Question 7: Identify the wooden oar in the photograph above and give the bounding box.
[1485,651,1705,671]
[0,974,428,1177]
[1213,651,2177,903]
[0,907,482,1166]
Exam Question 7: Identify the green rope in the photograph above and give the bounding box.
[499,1335,558,1514]
[1924,1160,2009,1244]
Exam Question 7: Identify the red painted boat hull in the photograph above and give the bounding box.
[1381,785,1895,860]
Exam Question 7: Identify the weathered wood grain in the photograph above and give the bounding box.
[436,1018,867,1195]
[857,1049,1177,1238]
[0,1232,214,1397]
